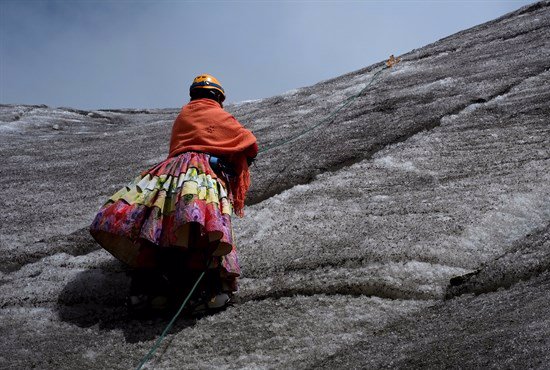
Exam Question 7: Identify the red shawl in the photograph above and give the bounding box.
[168,99,258,216]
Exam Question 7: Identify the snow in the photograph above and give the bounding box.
[374,155,418,172]
[1,3,550,368]
[231,98,264,107]
[389,63,417,75]
[279,88,300,97]
[458,192,550,255]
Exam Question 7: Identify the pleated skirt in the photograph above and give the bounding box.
[90,152,240,291]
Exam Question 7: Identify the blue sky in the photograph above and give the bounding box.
[0,0,536,110]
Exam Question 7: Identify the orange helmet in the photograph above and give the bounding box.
[189,74,225,102]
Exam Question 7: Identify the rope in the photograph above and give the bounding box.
[258,59,395,154]
[135,270,206,370]
[134,55,400,369]
[256,55,399,199]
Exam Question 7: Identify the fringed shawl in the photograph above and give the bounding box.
[168,99,257,216]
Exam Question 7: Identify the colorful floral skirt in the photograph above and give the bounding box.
[90,152,240,292]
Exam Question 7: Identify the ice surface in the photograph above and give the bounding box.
[1,2,550,368]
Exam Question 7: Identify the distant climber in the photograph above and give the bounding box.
[89,74,258,316]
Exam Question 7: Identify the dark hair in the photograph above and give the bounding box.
[190,88,225,106]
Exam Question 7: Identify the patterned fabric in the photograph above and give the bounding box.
[90,152,241,291]
[168,99,258,216]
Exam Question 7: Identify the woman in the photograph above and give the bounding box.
[90,74,258,315]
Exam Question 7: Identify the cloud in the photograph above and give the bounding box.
[0,0,537,109]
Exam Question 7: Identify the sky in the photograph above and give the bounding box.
[0,0,537,110]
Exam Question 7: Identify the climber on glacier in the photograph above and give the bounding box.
[89,73,258,315]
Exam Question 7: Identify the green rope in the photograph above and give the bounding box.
[134,59,396,370]
[258,64,388,154]
[135,270,206,370]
